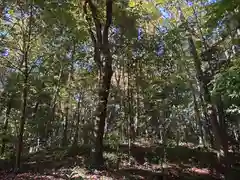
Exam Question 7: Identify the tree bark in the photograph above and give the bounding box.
[84,0,113,169]
[1,99,12,155]
[177,6,227,158]
[15,1,32,169]
[72,95,81,147]
[16,74,28,169]
[62,108,69,147]
[127,59,135,144]
[189,81,206,146]
[44,67,63,145]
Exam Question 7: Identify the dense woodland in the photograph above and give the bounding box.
[0,0,240,179]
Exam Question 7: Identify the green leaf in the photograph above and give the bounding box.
[128,0,136,8]
[8,9,14,15]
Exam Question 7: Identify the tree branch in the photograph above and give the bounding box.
[103,0,113,45]
[85,0,102,44]
[83,0,103,68]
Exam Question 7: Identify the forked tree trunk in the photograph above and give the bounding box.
[84,0,113,168]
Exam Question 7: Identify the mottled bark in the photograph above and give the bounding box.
[1,100,12,155]
[84,0,113,168]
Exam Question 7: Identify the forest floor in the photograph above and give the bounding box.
[0,141,240,179]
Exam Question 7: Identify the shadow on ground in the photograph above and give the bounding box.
[0,144,239,179]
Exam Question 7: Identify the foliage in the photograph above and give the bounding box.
[0,0,239,179]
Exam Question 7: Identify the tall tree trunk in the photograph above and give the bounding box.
[135,60,140,138]
[127,60,135,145]
[72,95,81,147]
[62,108,69,147]
[62,94,70,147]
[198,84,214,147]
[94,67,113,167]
[16,74,28,169]
[62,43,75,147]
[189,81,206,146]
[15,1,32,169]
[188,36,225,150]
[84,0,113,169]
[44,67,63,145]
[1,99,12,155]
[177,6,228,158]
[127,62,132,161]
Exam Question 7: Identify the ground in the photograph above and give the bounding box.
[0,142,239,179]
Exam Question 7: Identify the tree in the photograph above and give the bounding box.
[83,0,114,168]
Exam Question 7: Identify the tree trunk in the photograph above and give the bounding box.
[45,68,63,145]
[135,60,140,138]
[198,86,214,147]
[127,60,135,143]
[84,0,113,169]
[72,95,81,147]
[1,100,12,155]
[189,82,206,146]
[15,74,28,170]
[32,101,39,120]
[216,96,229,152]
[15,1,32,169]
[93,66,113,167]
[62,111,69,147]
[187,34,229,176]
[62,95,70,147]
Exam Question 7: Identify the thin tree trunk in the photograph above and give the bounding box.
[62,94,70,147]
[178,6,228,158]
[197,85,214,147]
[189,82,206,146]
[44,67,63,145]
[15,1,32,169]
[32,101,39,120]
[16,74,28,169]
[72,95,81,147]
[62,43,75,147]
[135,60,140,138]
[1,100,12,155]
[127,62,131,161]
[130,80,135,142]
[127,60,135,144]
[62,109,69,147]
